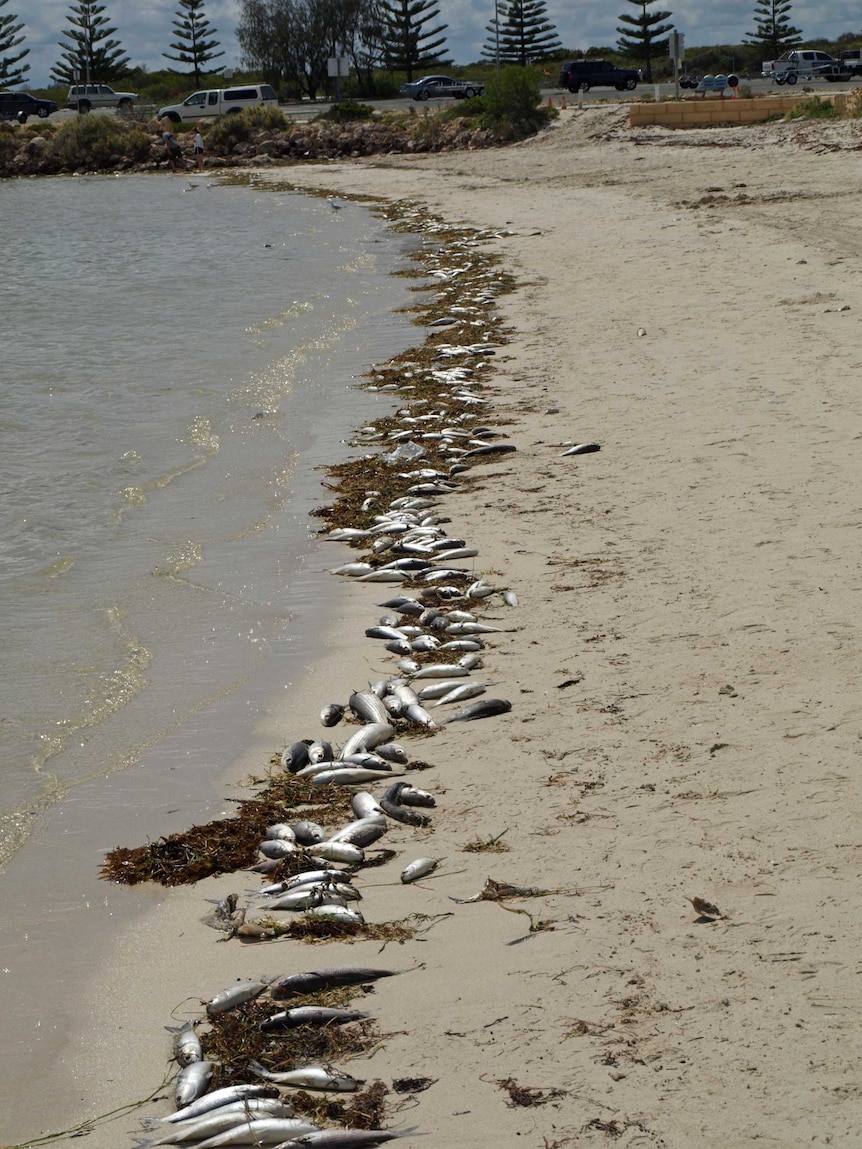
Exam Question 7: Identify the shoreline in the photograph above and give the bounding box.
[7,106,862,1148]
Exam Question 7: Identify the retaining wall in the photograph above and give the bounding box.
[629,92,847,128]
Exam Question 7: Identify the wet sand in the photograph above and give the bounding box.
[7,106,862,1149]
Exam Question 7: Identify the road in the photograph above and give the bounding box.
[29,75,862,126]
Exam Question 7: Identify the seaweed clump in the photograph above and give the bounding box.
[100,768,352,886]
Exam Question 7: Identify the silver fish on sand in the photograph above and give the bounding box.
[175,1060,213,1108]
[401,857,444,884]
[560,441,601,456]
[270,967,400,999]
[260,1006,371,1031]
[171,1022,202,1066]
[144,1085,279,1126]
[205,979,271,1016]
[190,1117,322,1149]
[139,1100,295,1146]
[278,1132,400,1147]
[441,698,512,723]
[248,1061,365,1091]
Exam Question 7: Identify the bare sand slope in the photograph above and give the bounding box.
[18,107,862,1149]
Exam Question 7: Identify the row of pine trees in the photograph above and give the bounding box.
[0,0,825,92]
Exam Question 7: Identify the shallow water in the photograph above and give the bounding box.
[0,173,416,863]
[0,173,420,1137]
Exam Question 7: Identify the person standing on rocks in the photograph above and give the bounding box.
[192,126,205,173]
[162,128,184,172]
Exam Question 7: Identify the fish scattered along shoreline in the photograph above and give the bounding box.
[124,206,556,1149]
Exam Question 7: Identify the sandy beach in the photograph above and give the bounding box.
[7,105,862,1149]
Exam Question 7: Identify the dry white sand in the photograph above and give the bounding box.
[7,106,862,1149]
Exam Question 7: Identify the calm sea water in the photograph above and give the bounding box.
[0,173,417,867]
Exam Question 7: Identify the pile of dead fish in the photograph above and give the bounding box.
[136,223,519,1148]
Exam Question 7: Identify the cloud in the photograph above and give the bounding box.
[17,0,862,89]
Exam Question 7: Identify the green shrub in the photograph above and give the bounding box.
[315,99,375,123]
[477,65,556,140]
[785,96,838,120]
[203,105,288,149]
[46,116,152,168]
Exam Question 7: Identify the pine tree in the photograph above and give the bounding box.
[164,0,225,87]
[50,1,130,85]
[743,0,802,57]
[377,0,448,81]
[616,0,673,83]
[482,0,561,68]
[0,0,29,87]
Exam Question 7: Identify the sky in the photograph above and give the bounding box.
[16,0,862,89]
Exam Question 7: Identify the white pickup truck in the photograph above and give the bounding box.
[761,50,851,85]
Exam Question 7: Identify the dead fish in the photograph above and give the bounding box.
[560,442,601,456]
[439,639,484,652]
[304,904,365,924]
[458,652,484,670]
[351,791,385,819]
[380,796,431,828]
[191,1118,322,1148]
[281,741,310,773]
[348,691,391,725]
[312,841,365,865]
[265,823,297,841]
[175,1060,213,1108]
[401,857,444,884]
[281,868,346,892]
[442,698,512,723]
[284,1132,400,1148]
[404,702,439,730]
[431,547,479,562]
[291,820,326,846]
[385,638,413,656]
[262,885,355,912]
[340,721,394,759]
[397,786,436,808]
[143,1085,279,1126]
[311,768,403,787]
[329,561,373,577]
[205,980,271,1016]
[339,752,392,772]
[137,1100,294,1145]
[259,838,300,859]
[320,703,345,728]
[431,682,489,708]
[270,968,400,999]
[444,621,507,634]
[261,1006,371,1031]
[365,625,409,641]
[328,817,388,848]
[462,442,516,457]
[308,741,334,764]
[295,760,343,780]
[324,528,370,542]
[502,589,518,607]
[248,1061,364,1091]
[373,742,409,765]
[170,1022,202,1067]
[409,664,472,680]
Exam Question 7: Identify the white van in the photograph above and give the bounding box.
[157,84,278,123]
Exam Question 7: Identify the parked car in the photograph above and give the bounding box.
[157,84,279,123]
[66,83,138,111]
[558,59,639,92]
[399,75,485,101]
[0,91,58,121]
[761,50,850,84]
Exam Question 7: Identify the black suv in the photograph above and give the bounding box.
[0,91,58,122]
[559,60,639,93]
